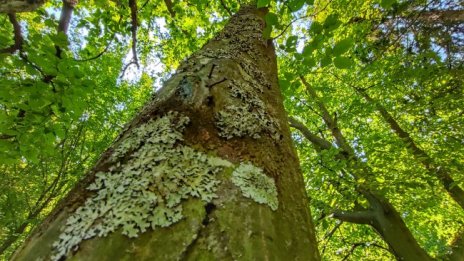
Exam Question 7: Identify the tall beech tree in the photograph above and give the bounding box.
[11,5,320,260]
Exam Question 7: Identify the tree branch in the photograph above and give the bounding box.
[272,0,333,40]
[119,60,138,79]
[129,0,140,68]
[288,117,333,151]
[75,15,122,62]
[56,0,78,58]
[0,0,45,13]
[299,75,355,156]
[408,9,464,24]
[331,209,374,225]
[320,221,343,243]
[58,0,78,34]
[163,0,176,18]
[341,241,392,261]
[444,226,464,261]
[0,13,24,54]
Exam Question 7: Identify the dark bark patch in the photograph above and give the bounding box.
[202,203,217,225]
[206,96,215,107]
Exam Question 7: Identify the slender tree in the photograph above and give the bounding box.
[290,76,432,260]
[11,5,320,260]
[290,75,464,260]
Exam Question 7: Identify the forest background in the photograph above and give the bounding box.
[0,0,463,260]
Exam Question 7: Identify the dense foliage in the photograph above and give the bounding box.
[1,0,462,260]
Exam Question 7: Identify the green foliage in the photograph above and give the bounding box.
[332,38,353,56]
[287,0,306,12]
[333,56,353,69]
[1,0,463,260]
[264,12,279,26]
[277,0,463,259]
[257,0,271,8]
[380,0,396,9]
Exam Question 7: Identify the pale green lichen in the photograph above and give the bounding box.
[51,111,232,260]
[231,162,278,211]
[215,80,280,140]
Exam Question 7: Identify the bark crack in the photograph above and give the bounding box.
[179,203,216,259]
[207,78,228,88]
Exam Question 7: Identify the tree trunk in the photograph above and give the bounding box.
[366,191,433,261]
[332,188,433,261]
[445,227,464,261]
[12,5,320,261]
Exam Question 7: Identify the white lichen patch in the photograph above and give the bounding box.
[231,162,278,211]
[51,112,233,260]
[215,80,280,140]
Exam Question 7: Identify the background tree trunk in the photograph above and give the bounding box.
[12,5,320,261]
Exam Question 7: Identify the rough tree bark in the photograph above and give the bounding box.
[0,0,46,13]
[12,5,320,261]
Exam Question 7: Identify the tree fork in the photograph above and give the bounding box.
[289,114,433,260]
[12,5,320,261]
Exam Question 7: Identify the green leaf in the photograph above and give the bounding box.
[288,0,305,12]
[58,61,68,73]
[293,53,303,61]
[51,32,69,48]
[53,125,66,139]
[310,21,323,34]
[284,72,296,81]
[380,0,395,9]
[20,144,39,163]
[263,26,272,39]
[44,19,55,28]
[286,35,298,49]
[376,176,385,183]
[257,0,270,8]
[333,56,353,69]
[29,97,52,110]
[333,38,353,56]
[265,12,279,26]
[279,79,290,91]
[323,14,340,31]
[320,56,332,67]
[311,34,324,47]
[305,0,314,5]
[302,44,314,56]
[302,57,316,67]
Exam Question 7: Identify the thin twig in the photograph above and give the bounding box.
[75,38,114,62]
[120,60,138,79]
[75,15,122,62]
[272,0,334,40]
